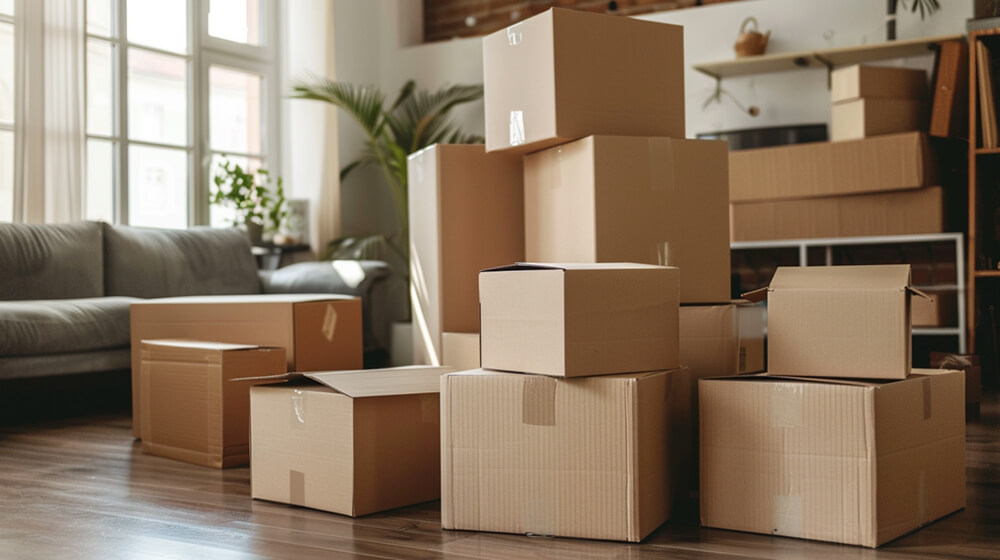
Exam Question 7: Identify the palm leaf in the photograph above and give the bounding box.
[290,77,385,137]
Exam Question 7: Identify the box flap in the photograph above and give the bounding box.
[483,262,668,273]
[770,264,911,290]
[907,286,932,301]
[741,287,768,303]
[304,366,453,397]
[141,339,260,351]
[704,373,882,388]
[134,293,357,305]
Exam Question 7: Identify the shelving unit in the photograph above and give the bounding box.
[732,233,966,353]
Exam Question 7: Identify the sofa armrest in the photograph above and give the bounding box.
[259,260,393,352]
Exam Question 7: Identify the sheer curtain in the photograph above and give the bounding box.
[13,0,85,223]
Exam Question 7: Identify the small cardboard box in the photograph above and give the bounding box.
[699,370,966,547]
[139,340,286,468]
[482,8,684,153]
[831,65,928,103]
[729,132,936,203]
[479,263,679,377]
[744,265,927,380]
[249,366,453,517]
[524,135,730,303]
[408,144,523,366]
[831,98,928,141]
[730,186,943,242]
[441,332,480,371]
[441,367,685,542]
[130,294,363,438]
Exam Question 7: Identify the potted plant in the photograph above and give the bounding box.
[210,158,287,243]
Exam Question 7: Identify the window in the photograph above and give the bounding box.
[86,0,278,228]
[0,0,14,221]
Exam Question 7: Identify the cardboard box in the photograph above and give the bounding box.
[831,65,928,103]
[441,332,479,371]
[524,135,730,303]
[912,290,957,327]
[700,370,966,547]
[730,186,943,242]
[729,132,936,203]
[408,144,523,366]
[743,265,927,380]
[139,340,286,468]
[130,294,363,438]
[250,366,452,517]
[441,367,684,542]
[831,98,928,141]
[482,8,684,154]
[480,263,679,377]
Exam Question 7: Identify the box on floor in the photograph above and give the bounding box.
[130,294,363,438]
[729,185,944,242]
[441,367,687,542]
[729,132,936,203]
[479,263,679,377]
[140,340,286,468]
[250,366,452,517]
[483,8,685,154]
[700,370,966,548]
[743,264,926,380]
[408,144,523,366]
[524,135,731,303]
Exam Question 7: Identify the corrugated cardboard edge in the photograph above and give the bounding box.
[440,373,456,529]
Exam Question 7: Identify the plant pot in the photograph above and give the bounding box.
[245,221,263,244]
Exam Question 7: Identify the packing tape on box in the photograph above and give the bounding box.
[289,470,306,507]
[772,495,804,537]
[652,242,671,267]
[521,376,556,426]
[509,110,526,147]
[647,138,675,193]
[419,394,439,424]
[507,24,523,46]
[322,304,338,342]
[770,384,803,428]
[291,389,306,425]
[921,377,932,420]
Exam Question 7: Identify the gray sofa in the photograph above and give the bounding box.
[0,221,392,382]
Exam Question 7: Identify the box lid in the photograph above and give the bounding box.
[242,366,452,397]
[133,293,357,305]
[743,264,929,302]
[483,262,670,273]
[141,339,261,351]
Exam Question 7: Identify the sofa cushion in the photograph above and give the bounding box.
[0,297,138,356]
[103,224,261,298]
[0,349,131,380]
[0,221,104,300]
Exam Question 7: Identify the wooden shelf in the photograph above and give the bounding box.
[975,146,1000,154]
[974,269,1000,277]
[693,34,964,79]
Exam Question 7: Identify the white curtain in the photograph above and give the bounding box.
[14,0,86,223]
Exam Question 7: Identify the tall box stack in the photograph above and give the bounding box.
[700,265,967,547]
[441,263,686,542]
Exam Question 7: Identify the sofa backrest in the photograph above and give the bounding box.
[0,221,105,300]
[103,223,262,298]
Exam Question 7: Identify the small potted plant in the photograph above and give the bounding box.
[210,158,287,243]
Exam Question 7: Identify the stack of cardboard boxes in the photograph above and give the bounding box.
[700,264,966,548]
[730,65,944,242]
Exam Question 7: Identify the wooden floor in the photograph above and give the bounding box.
[1,396,998,559]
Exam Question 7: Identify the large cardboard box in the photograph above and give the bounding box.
[730,186,943,242]
[744,265,927,380]
[482,8,684,154]
[729,132,936,203]
[130,294,363,438]
[250,366,452,517]
[441,368,684,542]
[408,144,523,366]
[479,263,679,377]
[700,370,966,547]
[139,340,286,468]
[441,332,479,371]
[524,135,730,303]
[831,98,928,141]
[831,65,928,103]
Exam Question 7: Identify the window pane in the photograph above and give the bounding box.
[87,0,113,37]
[129,145,187,228]
[87,39,114,136]
[0,0,12,16]
[209,0,261,45]
[0,130,12,222]
[126,0,187,54]
[209,153,262,228]
[0,22,12,125]
[128,48,187,146]
[209,66,262,154]
[86,139,115,222]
